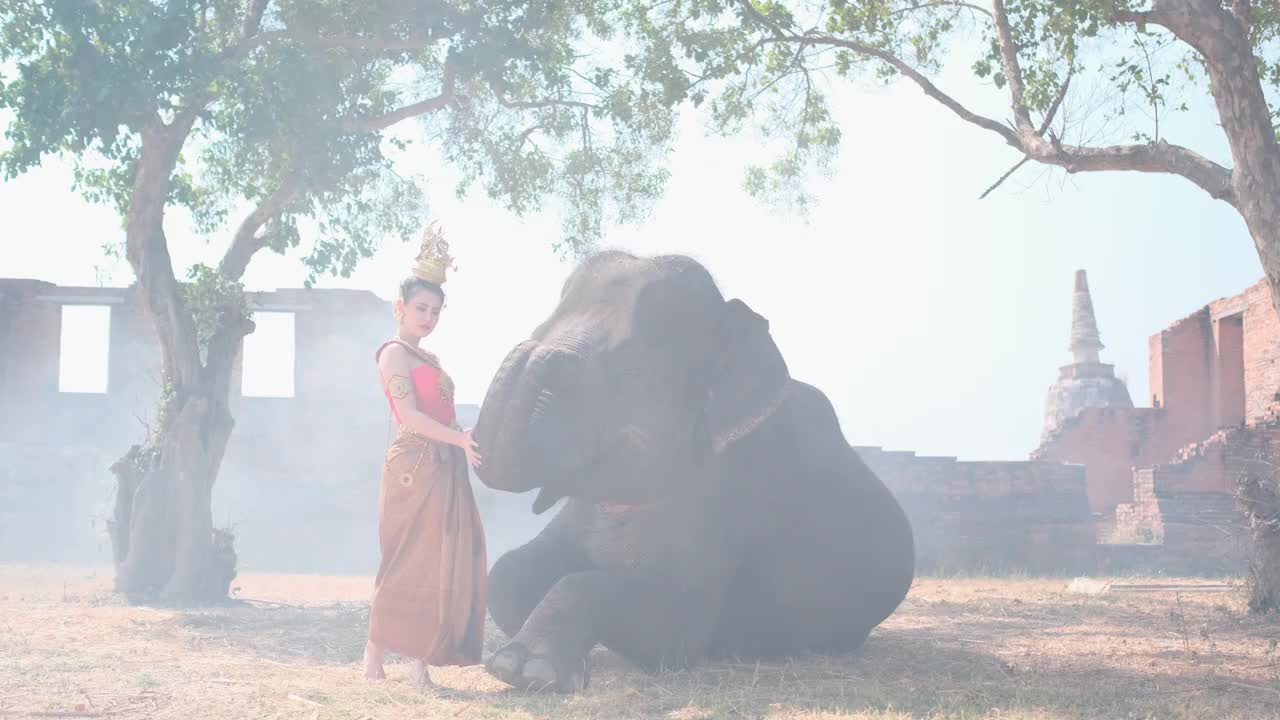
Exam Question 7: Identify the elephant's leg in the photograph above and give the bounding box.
[486,571,717,692]
[709,479,911,661]
[487,520,589,639]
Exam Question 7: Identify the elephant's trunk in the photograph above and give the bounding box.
[474,339,587,493]
[474,340,539,489]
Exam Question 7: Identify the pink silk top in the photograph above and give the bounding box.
[376,339,457,428]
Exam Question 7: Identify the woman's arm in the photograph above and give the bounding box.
[378,344,468,447]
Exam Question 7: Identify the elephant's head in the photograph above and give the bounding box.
[473,251,789,512]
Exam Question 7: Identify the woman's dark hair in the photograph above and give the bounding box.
[400,276,445,303]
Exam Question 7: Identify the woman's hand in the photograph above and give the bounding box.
[458,429,483,469]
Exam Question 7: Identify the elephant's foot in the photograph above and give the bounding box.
[485,639,590,693]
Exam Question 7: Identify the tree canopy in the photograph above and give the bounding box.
[0,0,686,276]
[616,0,1278,215]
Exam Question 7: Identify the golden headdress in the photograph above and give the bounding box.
[410,221,454,285]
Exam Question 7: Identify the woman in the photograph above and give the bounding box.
[363,223,487,689]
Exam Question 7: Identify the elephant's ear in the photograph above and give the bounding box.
[705,298,790,453]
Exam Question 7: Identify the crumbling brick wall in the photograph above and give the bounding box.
[1150,309,1216,448]
[858,447,1096,574]
[1110,426,1270,575]
[1033,407,1166,514]
[1221,280,1280,423]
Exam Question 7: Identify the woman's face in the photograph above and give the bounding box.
[397,287,443,338]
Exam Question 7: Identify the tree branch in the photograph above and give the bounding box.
[736,0,790,39]
[240,0,271,41]
[759,34,1019,145]
[890,1,993,20]
[1033,138,1233,201]
[218,173,303,281]
[339,66,456,132]
[242,31,442,56]
[979,156,1030,199]
[1039,68,1072,135]
[1113,0,1223,49]
[1113,10,1157,26]
[495,93,596,112]
[340,92,452,132]
[749,28,1235,204]
[990,0,1034,133]
[991,0,1231,200]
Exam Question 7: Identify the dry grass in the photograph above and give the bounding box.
[2,565,1280,719]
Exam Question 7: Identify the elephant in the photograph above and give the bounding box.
[471,250,915,692]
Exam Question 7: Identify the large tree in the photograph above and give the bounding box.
[0,0,678,603]
[630,0,1277,301]
[627,0,1280,604]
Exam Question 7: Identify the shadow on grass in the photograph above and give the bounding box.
[168,600,1280,719]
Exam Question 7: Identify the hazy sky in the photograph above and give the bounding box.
[1,49,1264,461]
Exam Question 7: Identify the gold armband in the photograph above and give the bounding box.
[387,374,412,400]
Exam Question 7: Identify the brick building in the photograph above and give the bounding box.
[1032,275,1280,574]
[868,272,1280,576]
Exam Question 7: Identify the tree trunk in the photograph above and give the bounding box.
[110,366,239,605]
[1211,66,1280,324]
[110,115,241,605]
[1246,527,1280,613]
[1159,1,1280,612]
[1238,461,1280,613]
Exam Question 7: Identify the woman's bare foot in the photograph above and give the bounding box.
[413,659,434,690]
[363,641,386,680]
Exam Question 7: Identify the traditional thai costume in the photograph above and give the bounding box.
[367,223,487,666]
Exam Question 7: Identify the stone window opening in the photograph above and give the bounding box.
[240,311,296,398]
[57,304,111,394]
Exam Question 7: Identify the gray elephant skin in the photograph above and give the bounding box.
[471,251,915,692]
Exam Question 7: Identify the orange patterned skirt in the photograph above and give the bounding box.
[368,430,487,665]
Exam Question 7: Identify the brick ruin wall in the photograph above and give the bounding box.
[1037,280,1280,510]
[1033,407,1167,514]
[856,447,1096,575]
[1109,425,1280,576]
[1222,281,1280,423]
[0,279,546,574]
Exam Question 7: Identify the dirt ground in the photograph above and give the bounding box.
[2,564,1279,719]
